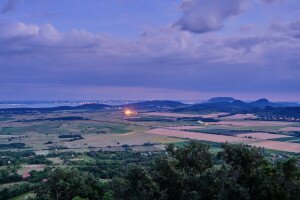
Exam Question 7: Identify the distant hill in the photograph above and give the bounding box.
[276,102,300,107]
[248,98,279,107]
[121,100,186,110]
[77,103,110,110]
[0,100,188,114]
[173,98,298,113]
[174,100,249,113]
[207,97,238,103]
[0,104,111,114]
[239,106,300,120]
[1,99,299,120]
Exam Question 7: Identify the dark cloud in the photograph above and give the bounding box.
[176,0,287,34]
[269,20,300,39]
[1,0,19,13]
[0,20,299,100]
[0,1,298,100]
[261,0,284,4]
[176,0,248,33]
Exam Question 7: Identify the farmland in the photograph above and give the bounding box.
[0,108,300,153]
[0,101,300,199]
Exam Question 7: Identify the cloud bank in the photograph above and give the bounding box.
[0,0,299,100]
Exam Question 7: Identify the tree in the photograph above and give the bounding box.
[111,165,164,200]
[36,167,104,200]
[113,141,300,200]
[153,141,213,199]
[219,143,300,200]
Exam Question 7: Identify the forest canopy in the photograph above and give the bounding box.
[35,142,300,200]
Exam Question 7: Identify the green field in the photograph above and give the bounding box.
[10,192,35,200]
[0,116,14,122]
[0,181,27,190]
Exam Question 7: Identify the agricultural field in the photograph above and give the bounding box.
[1,110,300,153]
[0,110,187,153]
[0,107,300,199]
[141,112,300,153]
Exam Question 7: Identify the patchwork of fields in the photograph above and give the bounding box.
[0,110,300,153]
[144,112,300,153]
[0,107,299,200]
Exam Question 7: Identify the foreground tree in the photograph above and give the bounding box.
[111,165,164,200]
[219,143,300,200]
[113,141,300,200]
[36,167,104,200]
[33,142,300,200]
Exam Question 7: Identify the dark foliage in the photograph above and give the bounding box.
[0,183,33,200]
[0,142,26,149]
[36,167,104,200]
[112,142,300,200]
[28,142,300,200]
[0,169,23,184]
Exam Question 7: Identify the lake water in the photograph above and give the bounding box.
[0,100,140,108]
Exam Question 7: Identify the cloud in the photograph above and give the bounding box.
[1,0,19,13]
[261,0,284,4]
[176,0,248,33]
[268,20,300,39]
[0,0,298,100]
[175,0,286,34]
[0,19,299,100]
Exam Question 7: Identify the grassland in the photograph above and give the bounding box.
[0,111,299,154]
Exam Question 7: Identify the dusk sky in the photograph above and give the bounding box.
[0,0,299,101]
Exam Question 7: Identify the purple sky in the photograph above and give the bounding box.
[0,0,299,101]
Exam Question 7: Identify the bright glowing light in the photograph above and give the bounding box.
[124,109,135,116]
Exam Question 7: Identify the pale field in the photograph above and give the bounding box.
[210,120,296,127]
[64,132,185,149]
[0,134,19,138]
[47,157,63,165]
[237,132,291,140]
[147,128,253,143]
[146,128,300,153]
[19,132,63,150]
[218,114,257,120]
[129,144,166,152]
[279,127,300,132]
[163,124,291,134]
[0,111,145,150]
[1,110,299,153]
[17,164,46,175]
[0,110,127,131]
[250,141,300,153]
[142,112,228,118]
[200,113,230,118]
[167,125,204,130]
[142,112,204,118]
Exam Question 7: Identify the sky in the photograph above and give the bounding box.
[0,0,299,101]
